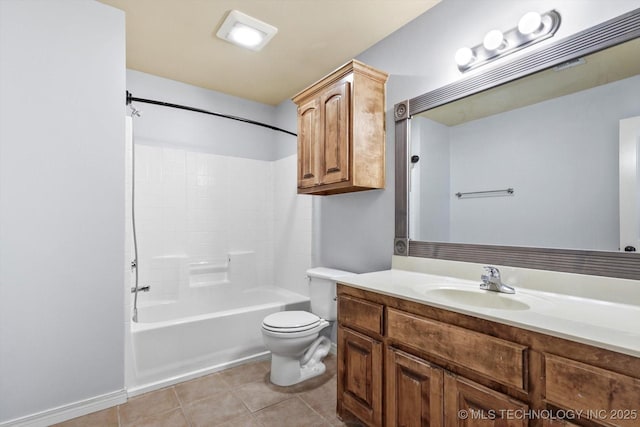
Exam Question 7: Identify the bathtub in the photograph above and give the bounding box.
[128,285,310,395]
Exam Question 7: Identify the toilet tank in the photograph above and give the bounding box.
[307,267,355,321]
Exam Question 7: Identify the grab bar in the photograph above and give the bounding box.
[455,188,514,199]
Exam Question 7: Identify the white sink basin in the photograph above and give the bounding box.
[423,288,531,311]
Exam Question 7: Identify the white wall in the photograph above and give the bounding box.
[0,0,125,424]
[311,0,640,273]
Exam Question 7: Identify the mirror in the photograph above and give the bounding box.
[410,38,640,251]
[395,8,640,279]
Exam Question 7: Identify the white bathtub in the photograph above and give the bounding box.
[128,285,310,395]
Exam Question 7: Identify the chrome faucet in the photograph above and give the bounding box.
[130,284,150,323]
[480,266,515,294]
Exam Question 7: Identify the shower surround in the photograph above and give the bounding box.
[134,146,277,303]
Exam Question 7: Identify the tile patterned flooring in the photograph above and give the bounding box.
[53,355,359,427]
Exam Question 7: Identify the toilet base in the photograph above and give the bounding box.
[269,336,331,386]
[269,355,326,386]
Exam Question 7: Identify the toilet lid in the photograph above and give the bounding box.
[262,311,321,332]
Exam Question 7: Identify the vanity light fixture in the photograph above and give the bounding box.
[216,10,278,51]
[483,29,506,51]
[455,10,561,72]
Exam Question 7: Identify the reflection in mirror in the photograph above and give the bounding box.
[409,38,640,252]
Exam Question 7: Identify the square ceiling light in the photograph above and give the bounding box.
[216,10,278,51]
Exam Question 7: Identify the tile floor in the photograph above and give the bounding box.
[53,355,362,427]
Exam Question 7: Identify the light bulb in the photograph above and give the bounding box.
[518,11,543,35]
[229,24,264,48]
[483,29,505,51]
[455,47,475,67]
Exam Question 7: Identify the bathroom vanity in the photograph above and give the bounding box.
[335,268,640,427]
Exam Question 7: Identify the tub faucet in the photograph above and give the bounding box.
[480,266,515,294]
[131,285,150,323]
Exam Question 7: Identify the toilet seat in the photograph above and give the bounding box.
[262,311,321,333]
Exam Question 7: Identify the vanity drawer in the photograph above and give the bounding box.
[387,308,527,390]
[338,295,384,337]
[544,354,640,427]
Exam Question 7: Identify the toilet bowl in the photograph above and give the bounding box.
[261,267,354,386]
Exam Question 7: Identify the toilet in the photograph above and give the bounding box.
[261,267,354,386]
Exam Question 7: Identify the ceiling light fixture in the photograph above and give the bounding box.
[216,10,277,51]
[456,10,560,73]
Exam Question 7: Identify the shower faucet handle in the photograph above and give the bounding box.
[131,285,150,293]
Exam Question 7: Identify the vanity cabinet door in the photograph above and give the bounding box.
[444,373,529,427]
[338,326,383,427]
[386,347,444,427]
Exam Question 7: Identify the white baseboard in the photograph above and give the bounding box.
[0,390,127,427]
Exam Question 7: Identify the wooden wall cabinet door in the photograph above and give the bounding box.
[444,374,528,427]
[386,347,444,427]
[297,97,321,188]
[292,60,388,195]
[338,326,383,427]
[319,81,350,185]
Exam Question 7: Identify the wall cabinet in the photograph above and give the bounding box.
[292,60,388,195]
[336,284,640,427]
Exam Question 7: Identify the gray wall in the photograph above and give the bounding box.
[310,0,640,274]
[127,70,296,161]
[0,0,125,423]
[448,75,640,250]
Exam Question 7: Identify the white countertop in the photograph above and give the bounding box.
[338,269,640,358]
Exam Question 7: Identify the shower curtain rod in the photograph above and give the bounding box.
[125,91,297,137]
